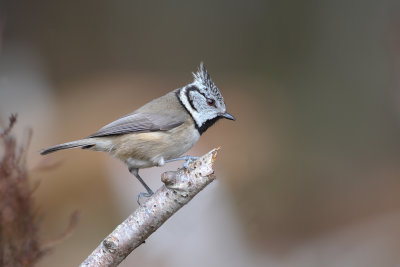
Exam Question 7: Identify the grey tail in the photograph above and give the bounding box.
[40,139,95,155]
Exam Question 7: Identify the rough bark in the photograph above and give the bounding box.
[80,148,219,267]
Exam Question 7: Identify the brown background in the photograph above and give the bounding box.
[1,0,400,266]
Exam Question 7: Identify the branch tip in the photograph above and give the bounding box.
[211,147,220,164]
[0,113,18,138]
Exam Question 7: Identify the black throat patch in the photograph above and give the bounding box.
[197,116,221,135]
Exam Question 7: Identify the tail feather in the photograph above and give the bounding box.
[40,139,96,155]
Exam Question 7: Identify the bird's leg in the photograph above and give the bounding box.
[129,168,154,205]
[165,155,200,169]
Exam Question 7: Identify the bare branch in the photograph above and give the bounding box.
[0,114,17,138]
[80,148,219,267]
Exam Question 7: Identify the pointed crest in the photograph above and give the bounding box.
[192,62,217,90]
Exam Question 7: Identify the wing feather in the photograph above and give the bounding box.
[89,112,185,137]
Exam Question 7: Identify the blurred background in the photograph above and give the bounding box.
[1,0,400,266]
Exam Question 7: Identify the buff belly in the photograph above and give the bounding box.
[106,119,200,169]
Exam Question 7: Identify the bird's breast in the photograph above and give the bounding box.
[164,118,200,159]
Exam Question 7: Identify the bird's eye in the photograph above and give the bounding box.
[207,98,215,106]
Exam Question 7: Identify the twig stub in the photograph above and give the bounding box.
[161,171,177,186]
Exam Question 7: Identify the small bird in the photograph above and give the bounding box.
[41,63,235,203]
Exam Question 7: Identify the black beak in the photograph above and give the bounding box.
[221,112,235,121]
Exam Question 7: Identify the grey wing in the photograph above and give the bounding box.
[89,112,186,137]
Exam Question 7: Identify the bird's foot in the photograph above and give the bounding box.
[183,156,200,169]
[137,191,154,206]
[165,155,199,169]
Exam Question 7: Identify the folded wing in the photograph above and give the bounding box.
[89,112,186,137]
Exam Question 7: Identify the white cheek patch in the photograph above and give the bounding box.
[179,81,225,130]
[179,87,204,127]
